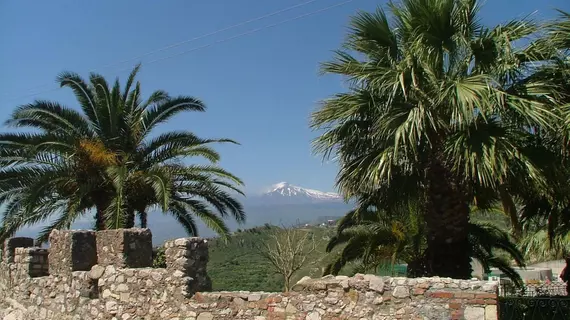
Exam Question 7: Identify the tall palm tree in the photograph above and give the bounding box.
[0,65,245,242]
[311,0,553,278]
[324,197,525,286]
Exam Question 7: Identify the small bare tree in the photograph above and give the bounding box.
[259,226,317,292]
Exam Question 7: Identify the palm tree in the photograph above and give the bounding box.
[323,200,425,277]
[324,197,525,286]
[311,0,553,278]
[519,228,570,264]
[0,65,245,242]
[513,10,570,279]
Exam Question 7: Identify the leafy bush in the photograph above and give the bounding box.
[153,247,166,268]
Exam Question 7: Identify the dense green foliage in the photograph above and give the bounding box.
[207,226,330,291]
[202,212,510,292]
[311,0,570,278]
[0,65,244,243]
[324,198,525,285]
[152,246,166,268]
[205,225,397,291]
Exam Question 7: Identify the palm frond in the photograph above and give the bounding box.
[6,101,93,136]
[179,198,230,238]
[57,71,101,126]
[141,96,205,136]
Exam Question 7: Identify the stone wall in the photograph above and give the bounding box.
[14,247,49,278]
[48,230,97,274]
[3,237,34,263]
[0,229,499,320]
[96,229,153,268]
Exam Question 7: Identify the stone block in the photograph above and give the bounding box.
[3,237,34,263]
[485,305,497,320]
[48,230,97,275]
[164,237,211,294]
[14,247,49,277]
[392,286,410,298]
[96,228,152,268]
[464,306,485,320]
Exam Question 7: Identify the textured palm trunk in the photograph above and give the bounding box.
[125,209,135,228]
[95,205,106,231]
[94,192,111,231]
[424,158,472,279]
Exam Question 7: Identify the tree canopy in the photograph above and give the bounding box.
[0,65,245,242]
[312,0,568,278]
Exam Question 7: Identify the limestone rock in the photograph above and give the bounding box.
[3,310,24,320]
[89,265,106,279]
[248,293,262,301]
[116,283,129,292]
[306,311,321,320]
[197,312,214,320]
[105,300,118,313]
[392,286,410,298]
[286,303,298,313]
[485,305,497,320]
[464,307,485,320]
[364,275,384,293]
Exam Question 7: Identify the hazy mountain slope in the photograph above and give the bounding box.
[13,182,353,245]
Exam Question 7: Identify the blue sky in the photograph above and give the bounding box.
[0,0,568,196]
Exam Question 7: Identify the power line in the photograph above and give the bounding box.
[0,0,324,100]
[101,0,325,70]
[2,0,356,103]
[119,0,356,71]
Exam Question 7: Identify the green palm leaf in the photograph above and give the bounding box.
[0,65,244,240]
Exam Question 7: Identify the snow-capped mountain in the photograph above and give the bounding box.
[258,182,342,204]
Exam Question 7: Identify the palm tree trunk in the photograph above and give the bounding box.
[499,185,521,239]
[95,205,106,231]
[139,212,148,228]
[94,191,111,231]
[125,209,135,228]
[424,158,472,279]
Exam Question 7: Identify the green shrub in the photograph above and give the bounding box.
[152,247,166,268]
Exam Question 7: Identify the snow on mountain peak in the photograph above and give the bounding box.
[271,182,290,190]
[263,182,342,202]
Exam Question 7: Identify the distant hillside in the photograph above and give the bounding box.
[207,225,341,292]
[205,212,512,292]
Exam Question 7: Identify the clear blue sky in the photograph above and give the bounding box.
[1,0,568,195]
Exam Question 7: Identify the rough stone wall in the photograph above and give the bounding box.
[48,230,97,274]
[97,229,153,268]
[0,230,499,320]
[14,247,49,277]
[2,237,34,263]
[164,237,212,294]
